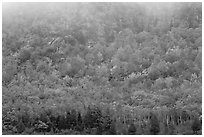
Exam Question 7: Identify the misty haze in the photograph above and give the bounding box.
[2,2,202,135]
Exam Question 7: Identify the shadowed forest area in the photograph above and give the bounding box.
[2,2,202,135]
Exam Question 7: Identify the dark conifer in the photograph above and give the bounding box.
[149,112,160,135]
[16,119,25,133]
[191,116,201,134]
[128,123,136,135]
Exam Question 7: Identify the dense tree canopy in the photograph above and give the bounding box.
[2,2,202,135]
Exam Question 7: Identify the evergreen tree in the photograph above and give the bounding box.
[191,116,201,134]
[16,119,25,133]
[149,112,160,135]
[128,123,136,135]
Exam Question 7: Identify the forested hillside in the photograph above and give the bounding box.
[2,2,202,135]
